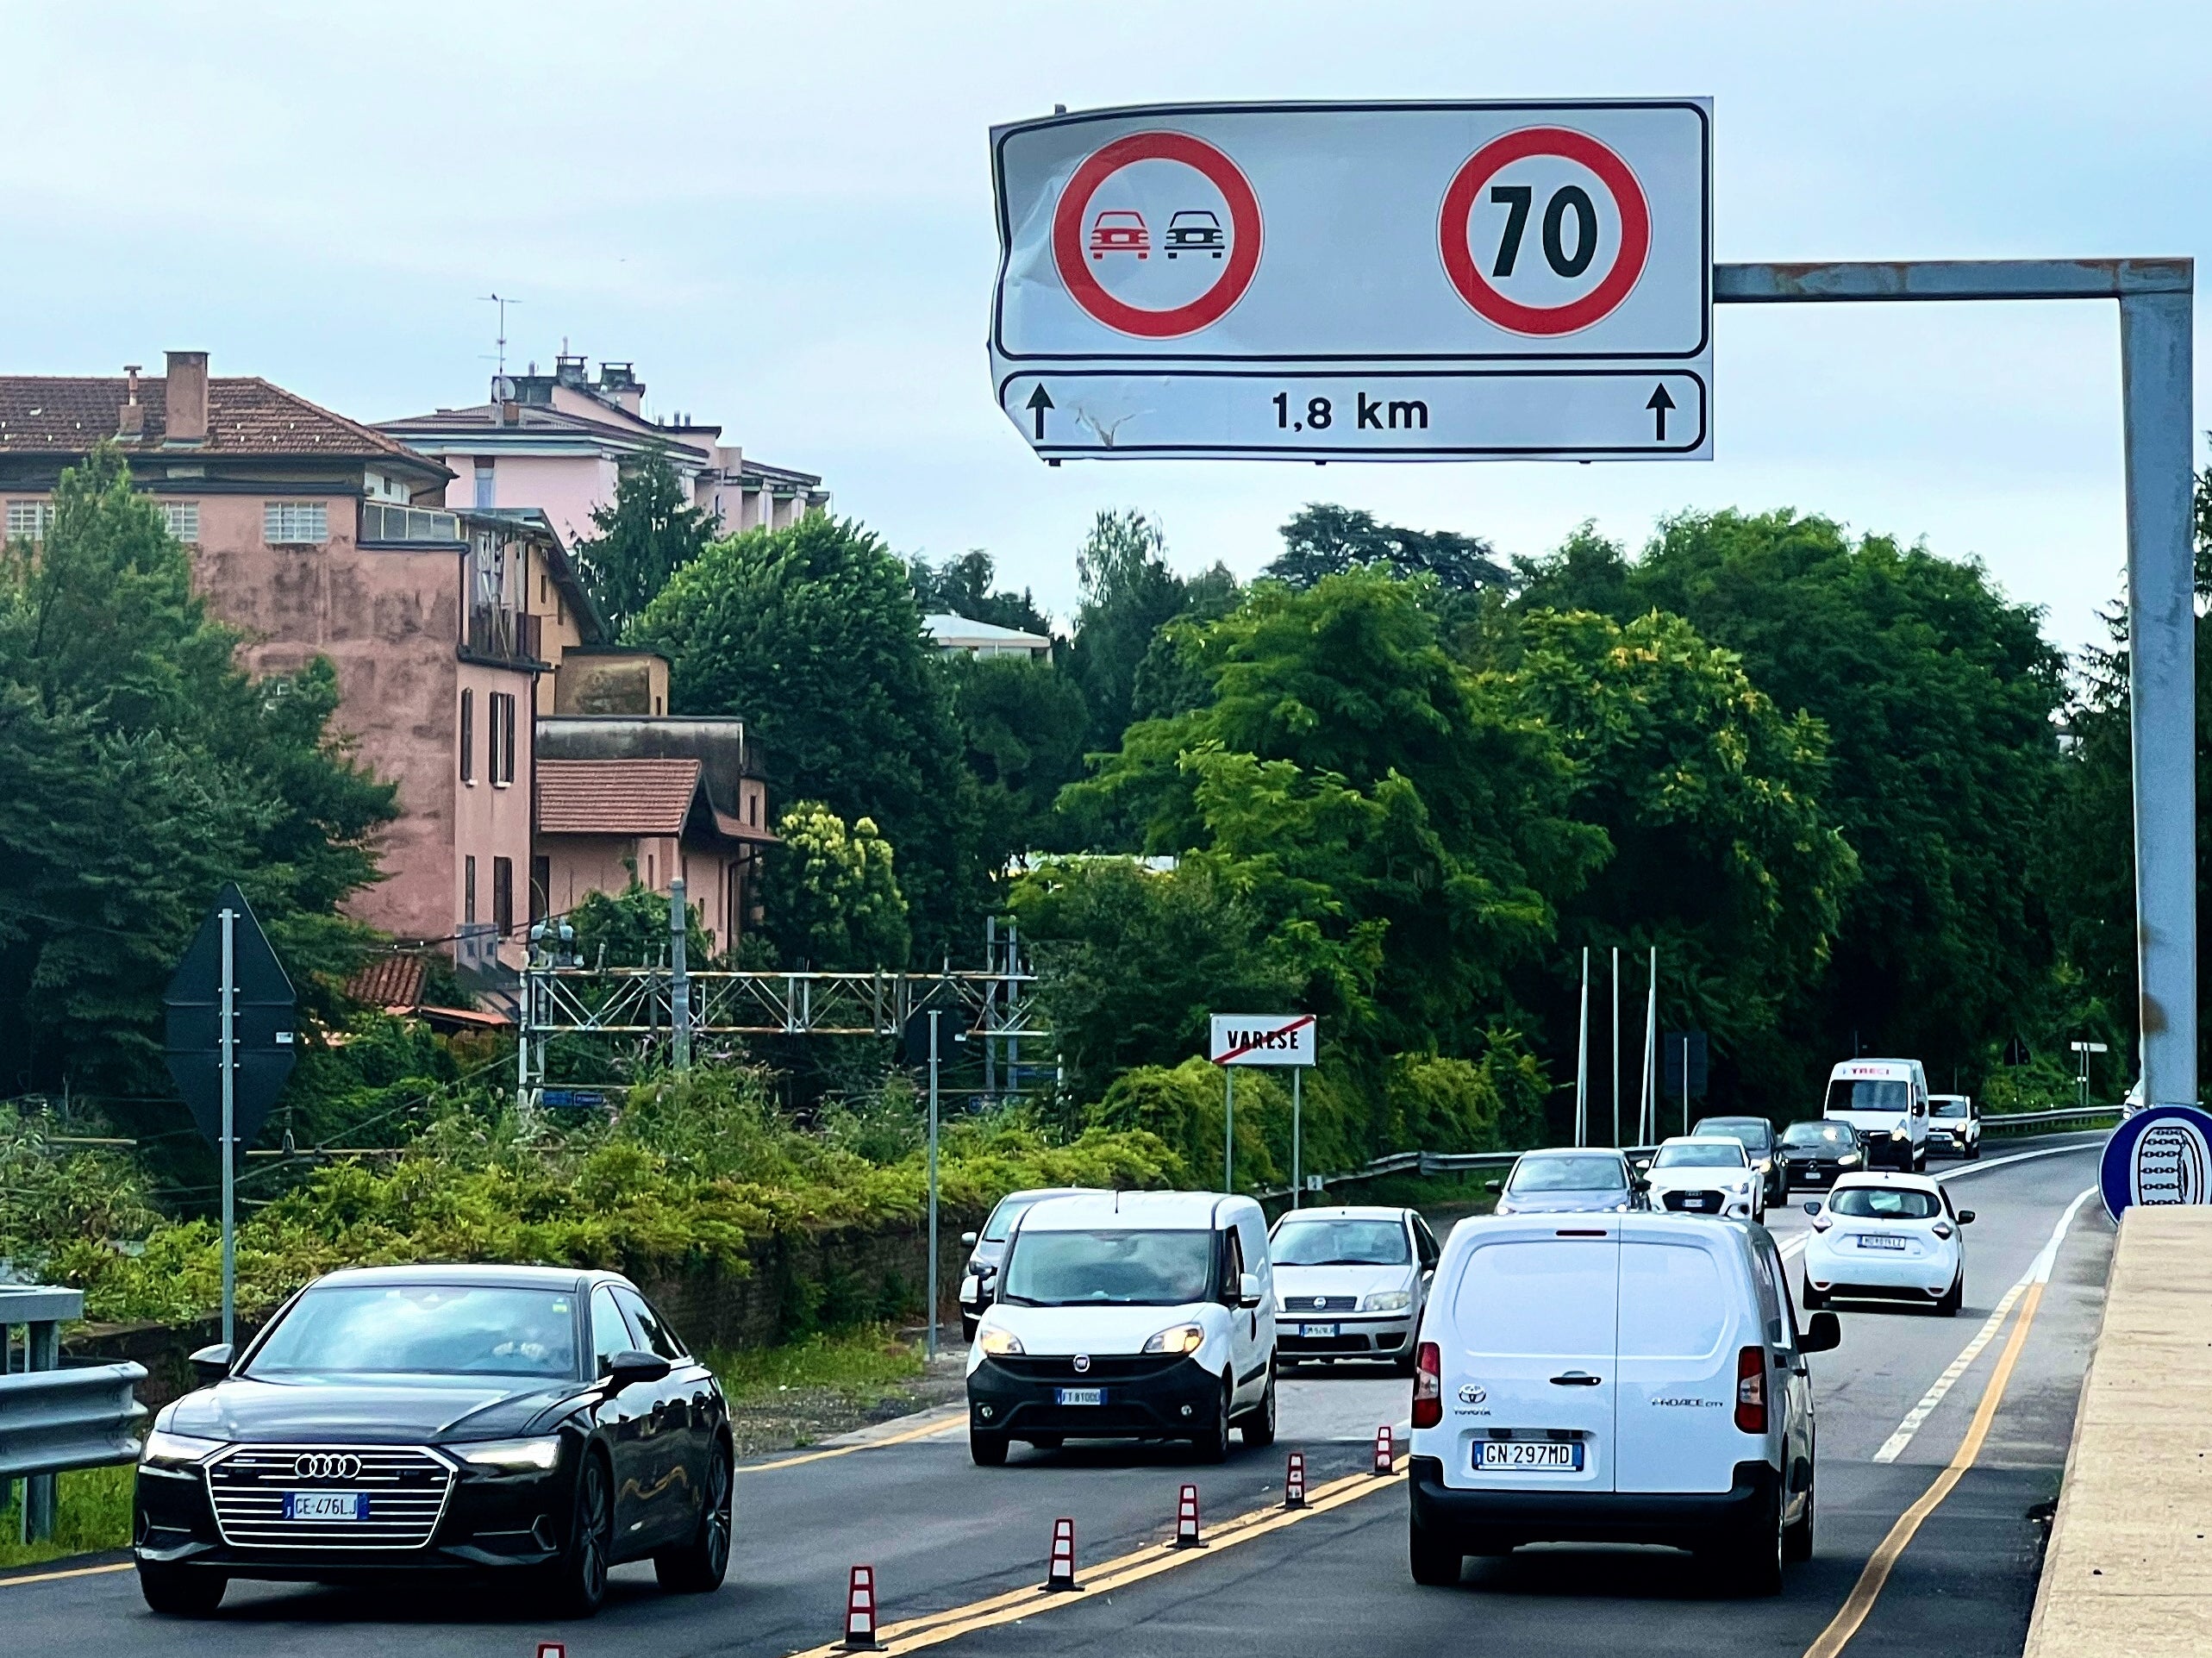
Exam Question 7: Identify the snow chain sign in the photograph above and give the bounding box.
[990,99,1712,460]
[2101,1104,2212,1223]
[1210,1014,1318,1067]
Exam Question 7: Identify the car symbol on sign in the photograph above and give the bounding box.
[1165,209,1225,259]
[1090,210,1149,259]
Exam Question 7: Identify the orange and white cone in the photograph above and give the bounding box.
[1284,1450,1308,1509]
[1372,1423,1396,1475]
[841,1564,883,1649]
[1172,1482,1203,1548]
[1045,1516,1079,1590]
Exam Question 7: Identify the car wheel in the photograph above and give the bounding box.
[1409,1513,1462,1586]
[970,1428,1009,1467]
[654,1439,733,1592]
[1968,1141,1980,1161]
[136,1561,227,1617]
[1784,1466,1815,1564]
[1937,1271,1963,1317]
[553,1449,614,1617]
[1193,1375,1233,1462]
[1238,1365,1278,1448]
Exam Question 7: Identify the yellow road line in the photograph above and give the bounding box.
[1803,1279,2046,1658]
[740,1411,965,1474]
[0,1561,134,1591]
[784,1460,1405,1657]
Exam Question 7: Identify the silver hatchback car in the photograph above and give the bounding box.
[1269,1205,1440,1372]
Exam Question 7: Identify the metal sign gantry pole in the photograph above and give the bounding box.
[1716,259,2196,1111]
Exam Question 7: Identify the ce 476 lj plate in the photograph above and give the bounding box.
[283,1491,368,1521]
[1479,1441,1583,1472]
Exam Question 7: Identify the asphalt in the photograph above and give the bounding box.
[1,1131,2115,1658]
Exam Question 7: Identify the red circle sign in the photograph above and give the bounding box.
[1051,131,1263,339]
[1438,127,1651,336]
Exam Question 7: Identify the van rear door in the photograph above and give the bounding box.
[1438,1218,1617,1493]
[1612,1217,1748,1493]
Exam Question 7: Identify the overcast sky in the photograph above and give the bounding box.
[3,2,2204,659]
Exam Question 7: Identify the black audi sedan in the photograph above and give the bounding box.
[133,1263,731,1618]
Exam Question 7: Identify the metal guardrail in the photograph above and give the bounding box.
[1981,1104,2122,1129]
[0,1362,147,1480]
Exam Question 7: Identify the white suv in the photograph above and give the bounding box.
[1642,1136,1764,1223]
[1407,1212,1840,1592]
[1801,1172,1973,1316]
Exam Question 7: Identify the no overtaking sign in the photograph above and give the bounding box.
[990,99,1712,460]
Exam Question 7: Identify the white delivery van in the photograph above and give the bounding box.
[1822,1057,1930,1171]
[1407,1213,1840,1592]
[965,1192,1277,1466]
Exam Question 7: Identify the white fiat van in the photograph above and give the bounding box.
[965,1192,1278,1465]
[1822,1057,1930,1171]
[1406,1212,1840,1592]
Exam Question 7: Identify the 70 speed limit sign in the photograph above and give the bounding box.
[989,99,1711,460]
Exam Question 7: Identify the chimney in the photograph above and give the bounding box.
[116,364,145,437]
[164,350,209,446]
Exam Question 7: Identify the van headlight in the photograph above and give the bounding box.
[1142,1323,1206,1355]
[1362,1290,1413,1312]
[141,1430,225,1469]
[1838,1152,1861,1167]
[978,1327,1025,1356]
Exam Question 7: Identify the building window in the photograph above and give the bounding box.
[264,501,328,544]
[473,459,495,510]
[362,502,459,543]
[487,691,517,785]
[492,856,514,937]
[464,854,478,925]
[459,688,475,784]
[160,502,201,543]
[6,501,53,541]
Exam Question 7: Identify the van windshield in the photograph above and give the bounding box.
[1929,1098,1970,1119]
[999,1229,1215,1306]
[1272,1219,1409,1266]
[1829,1186,1942,1221]
[1507,1154,1628,1193]
[1826,1078,1910,1113]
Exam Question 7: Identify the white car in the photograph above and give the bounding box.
[1927,1094,1980,1160]
[1269,1205,1440,1372]
[965,1192,1278,1464]
[1801,1172,1973,1316]
[1407,1211,1840,1592]
[1642,1136,1764,1223]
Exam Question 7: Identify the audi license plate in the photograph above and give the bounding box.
[1859,1235,1909,1250]
[1479,1442,1583,1472]
[283,1491,367,1521]
[1299,1323,1340,1338]
[1054,1386,1104,1406]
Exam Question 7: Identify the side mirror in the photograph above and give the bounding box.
[1633,1159,1652,1174]
[1799,1311,1842,1355]
[960,1231,978,1248]
[1957,1210,1976,1224]
[1237,1271,1263,1309]
[1802,1201,1822,1215]
[1484,1180,1503,1193]
[603,1349,672,1392]
[188,1342,234,1385]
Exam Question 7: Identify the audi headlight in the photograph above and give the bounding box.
[140,1429,224,1469]
[1141,1322,1206,1355]
[1362,1290,1413,1313]
[457,1436,561,1472]
[978,1326,1025,1357]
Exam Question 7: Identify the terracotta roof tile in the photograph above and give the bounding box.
[0,374,437,465]
[536,758,703,836]
[346,952,429,1009]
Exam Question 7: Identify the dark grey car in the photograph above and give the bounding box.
[1488,1148,1639,1215]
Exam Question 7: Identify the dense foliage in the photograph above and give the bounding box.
[762,801,910,970]
[572,447,714,637]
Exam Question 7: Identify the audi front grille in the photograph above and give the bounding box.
[205,1445,457,1550]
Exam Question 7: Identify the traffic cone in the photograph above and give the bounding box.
[841,1564,883,1650]
[1172,1482,1203,1549]
[1284,1450,1307,1509]
[1372,1423,1396,1475]
[1045,1516,1079,1590]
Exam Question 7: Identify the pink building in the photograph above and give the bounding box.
[378,355,829,547]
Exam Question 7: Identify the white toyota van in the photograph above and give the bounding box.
[1406,1212,1840,1592]
[1822,1058,1930,1170]
[965,1191,1278,1465]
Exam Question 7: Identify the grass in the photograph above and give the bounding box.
[708,1324,927,1409]
[0,1462,134,1571]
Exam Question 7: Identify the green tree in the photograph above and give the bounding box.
[633,515,984,960]
[0,446,397,1104]
[908,549,1052,637]
[568,876,712,969]
[763,802,910,969]
[948,654,1089,866]
[1515,510,2066,1081]
[573,447,713,635]
[1269,504,1509,594]
[1065,510,1235,755]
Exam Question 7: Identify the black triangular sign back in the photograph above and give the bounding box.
[163,883,299,1154]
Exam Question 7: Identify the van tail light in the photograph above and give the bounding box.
[1411,1342,1442,1428]
[1734,1347,1768,1434]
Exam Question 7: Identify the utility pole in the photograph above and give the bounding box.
[1290,1067,1303,1209]
[927,1010,941,1362]
[1224,1067,1235,1193]
[1611,948,1621,1148]
[219,903,236,1348]
[670,877,691,1072]
[1574,948,1590,1148]
[1640,948,1659,1144]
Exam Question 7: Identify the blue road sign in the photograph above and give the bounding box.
[2100,1104,2212,1223]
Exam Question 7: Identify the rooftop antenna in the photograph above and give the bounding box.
[480,292,521,375]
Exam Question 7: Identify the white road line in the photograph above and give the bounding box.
[1869,1185,2096,1464]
